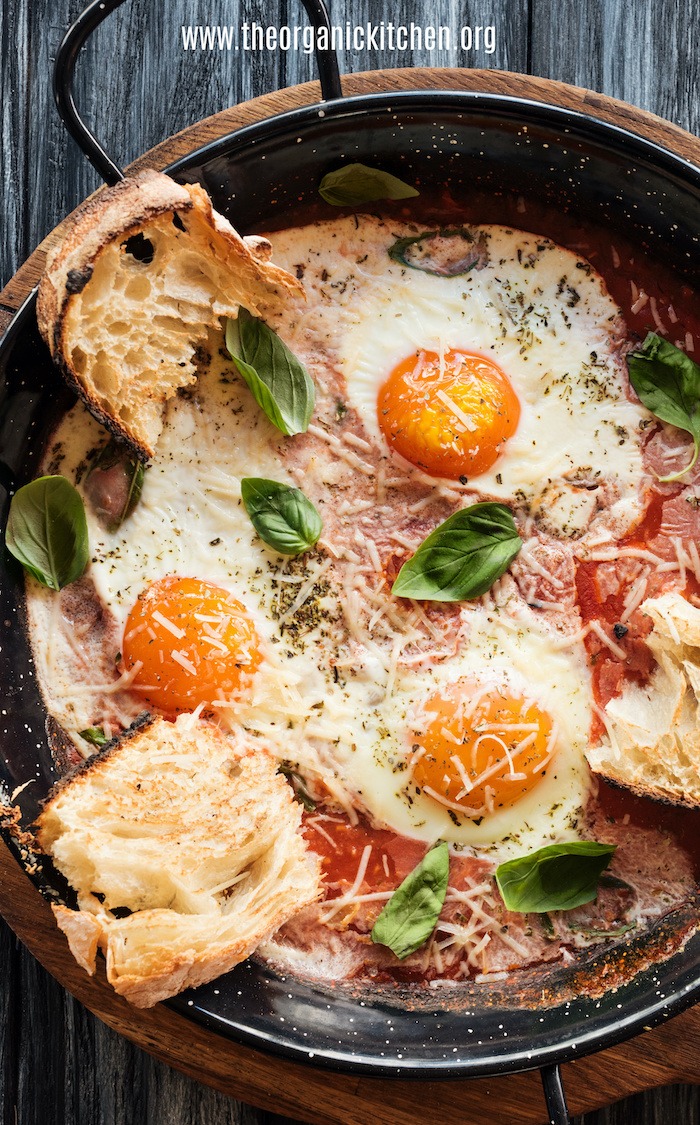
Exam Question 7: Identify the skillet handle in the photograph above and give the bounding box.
[52,0,342,187]
[541,1063,571,1125]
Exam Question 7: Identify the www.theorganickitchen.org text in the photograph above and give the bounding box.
[181,22,496,54]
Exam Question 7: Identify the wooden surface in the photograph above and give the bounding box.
[1,2,700,1123]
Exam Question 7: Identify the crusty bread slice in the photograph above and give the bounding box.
[36,168,303,460]
[35,713,320,1007]
[586,591,700,807]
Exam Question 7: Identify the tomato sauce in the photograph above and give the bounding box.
[303,813,490,910]
[577,491,670,720]
[303,812,427,895]
[576,479,700,728]
[301,811,497,984]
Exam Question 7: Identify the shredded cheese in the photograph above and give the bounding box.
[631,287,649,315]
[649,295,665,333]
[435,388,478,432]
[320,844,372,922]
[151,609,185,640]
[620,572,648,622]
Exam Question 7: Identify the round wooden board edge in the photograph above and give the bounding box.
[3,65,700,313]
[1,64,700,1121]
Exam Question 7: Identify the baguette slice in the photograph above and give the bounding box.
[35,713,320,1007]
[36,168,303,460]
[586,591,700,807]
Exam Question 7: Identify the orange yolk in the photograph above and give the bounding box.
[412,682,555,817]
[377,349,520,480]
[122,576,261,715]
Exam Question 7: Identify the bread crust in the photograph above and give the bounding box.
[52,904,101,975]
[587,765,700,809]
[37,170,192,351]
[37,172,192,458]
[35,714,321,1007]
[37,710,155,807]
[587,592,700,808]
[36,168,304,460]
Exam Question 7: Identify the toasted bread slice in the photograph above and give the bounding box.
[35,713,320,1007]
[36,168,303,460]
[586,591,700,807]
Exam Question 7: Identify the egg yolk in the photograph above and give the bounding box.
[377,349,520,480]
[122,576,261,714]
[412,682,555,817]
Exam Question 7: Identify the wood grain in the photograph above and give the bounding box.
[529,0,700,133]
[0,2,29,294]
[2,4,700,1123]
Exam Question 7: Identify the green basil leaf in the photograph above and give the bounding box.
[79,727,108,748]
[225,308,315,436]
[278,761,316,812]
[84,440,145,532]
[241,478,322,556]
[392,502,522,602]
[627,332,700,481]
[318,163,419,206]
[388,227,487,277]
[5,475,89,591]
[495,841,617,914]
[370,841,449,959]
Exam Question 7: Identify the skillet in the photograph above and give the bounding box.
[1,2,700,1122]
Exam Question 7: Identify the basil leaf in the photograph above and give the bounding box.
[370,841,449,959]
[79,727,108,748]
[225,309,315,436]
[392,502,522,602]
[627,332,700,481]
[495,841,617,914]
[278,761,316,812]
[388,227,487,277]
[84,440,145,532]
[5,475,89,591]
[319,163,419,206]
[241,478,322,556]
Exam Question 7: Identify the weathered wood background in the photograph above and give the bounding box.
[1,0,699,1121]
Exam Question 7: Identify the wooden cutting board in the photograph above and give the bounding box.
[1,68,699,1123]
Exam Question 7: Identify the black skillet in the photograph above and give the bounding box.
[1,2,700,1122]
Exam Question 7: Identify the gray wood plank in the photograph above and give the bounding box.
[529,0,700,135]
[0,922,19,1125]
[4,921,274,1125]
[578,1086,700,1125]
[0,1,29,285]
[23,0,284,281]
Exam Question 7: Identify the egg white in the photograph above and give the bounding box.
[265,218,651,538]
[334,599,593,860]
[46,349,349,752]
[53,351,307,638]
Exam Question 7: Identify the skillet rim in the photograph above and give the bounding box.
[1,84,700,1079]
